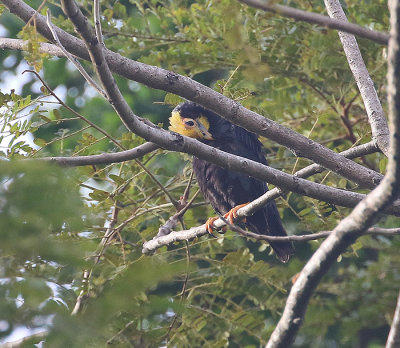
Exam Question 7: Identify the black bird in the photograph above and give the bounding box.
[169,101,294,262]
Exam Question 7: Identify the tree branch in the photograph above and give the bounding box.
[266,0,400,345]
[385,3,400,347]
[39,143,157,166]
[324,0,390,156]
[142,223,400,254]
[387,290,400,348]
[231,225,400,243]
[0,0,386,190]
[1,330,48,347]
[238,0,389,45]
[45,9,107,98]
[0,37,65,56]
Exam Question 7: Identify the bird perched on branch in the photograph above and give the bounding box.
[169,101,294,262]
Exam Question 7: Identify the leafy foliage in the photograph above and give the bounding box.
[0,0,398,347]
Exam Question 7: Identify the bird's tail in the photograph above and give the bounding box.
[264,202,294,263]
[248,201,294,263]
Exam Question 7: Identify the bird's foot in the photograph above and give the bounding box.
[205,217,227,236]
[223,203,249,224]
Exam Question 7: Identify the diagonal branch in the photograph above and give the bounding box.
[266,0,400,345]
[0,0,386,190]
[324,0,390,156]
[45,9,107,99]
[387,289,400,348]
[238,0,389,45]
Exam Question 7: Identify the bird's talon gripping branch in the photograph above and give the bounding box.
[205,216,227,236]
[223,203,249,224]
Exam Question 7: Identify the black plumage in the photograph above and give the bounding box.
[171,102,294,262]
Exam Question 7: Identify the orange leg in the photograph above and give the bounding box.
[223,203,249,224]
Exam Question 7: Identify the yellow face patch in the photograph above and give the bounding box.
[169,111,213,140]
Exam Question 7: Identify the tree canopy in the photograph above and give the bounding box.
[0,0,400,347]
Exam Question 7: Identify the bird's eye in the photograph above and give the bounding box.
[184,120,195,127]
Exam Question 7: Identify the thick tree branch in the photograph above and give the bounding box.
[238,0,389,45]
[43,137,375,168]
[266,0,400,346]
[324,0,390,156]
[0,38,65,56]
[0,0,385,190]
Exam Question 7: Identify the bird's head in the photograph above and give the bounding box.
[169,102,214,140]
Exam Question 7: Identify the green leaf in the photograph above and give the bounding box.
[33,138,47,147]
[89,189,109,201]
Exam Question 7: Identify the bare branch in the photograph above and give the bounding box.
[0,331,48,347]
[266,0,400,345]
[231,225,400,242]
[238,0,389,45]
[157,190,200,238]
[0,0,386,190]
[387,291,400,348]
[39,142,158,166]
[0,37,65,56]
[38,131,376,170]
[143,223,400,254]
[93,0,104,46]
[71,269,90,315]
[324,0,390,156]
[386,2,400,348]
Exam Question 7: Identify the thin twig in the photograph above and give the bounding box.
[46,9,108,98]
[238,0,389,45]
[157,190,200,237]
[71,269,90,315]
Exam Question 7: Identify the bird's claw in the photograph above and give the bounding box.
[223,203,249,224]
[205,217,227,237]
[205,203,248,237]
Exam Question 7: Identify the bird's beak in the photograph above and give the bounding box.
[197,122,213,140]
